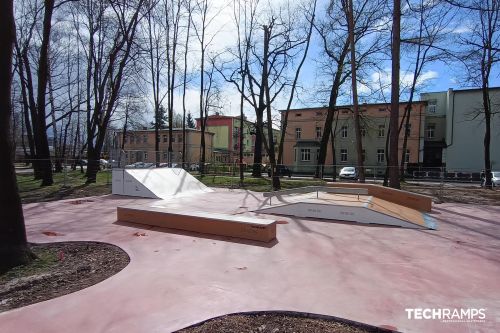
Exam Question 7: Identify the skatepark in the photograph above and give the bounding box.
[2,168,499,332]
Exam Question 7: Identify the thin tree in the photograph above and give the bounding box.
[182,0,193,168]
[277,0,317,166]
[0,0,35,272]
[389,0,401,189]
[447,0,500,189]
[345,0,365,182]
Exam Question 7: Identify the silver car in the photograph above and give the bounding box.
[481,171,500,187]
[339,166,358,180]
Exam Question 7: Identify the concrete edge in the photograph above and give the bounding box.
[173,310,402,333]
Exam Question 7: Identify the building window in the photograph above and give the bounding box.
[405,149,410,163]
[300,148,310,161]
[163,152,167,159]
[378,124,385,138]
[294,148,297,162]
[405,123,411,136]
[143,135,147,143]
[163,135,167,143]
[340,149,348,162]
[377,149,385,163]
[341,125,348,138]
[296,113,302,117]
[172,136,176,143]
[427,100,437,113]
[316,148,320,160]
[295,128,302,139]
[316,111,323,116]
[178,135,183,142]
[144,152,148,160]
[360,126,366,137]
[125,152,128,159]
[426,123,435,139]
[316,127,322,138]
[362,149,366,162]
[378,107,386,112]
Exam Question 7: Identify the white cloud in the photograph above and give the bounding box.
[357,69,439,97]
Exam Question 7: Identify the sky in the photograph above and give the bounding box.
[162,0,500,122]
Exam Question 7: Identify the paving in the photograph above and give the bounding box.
[1,189,499,333]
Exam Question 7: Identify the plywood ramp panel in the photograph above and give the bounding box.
[367,197,427,228]
[117,206,276,242]
[327,183,432,212]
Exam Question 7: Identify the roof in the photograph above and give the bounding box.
[116,128,215,135]
[420,86,500,95]
[279,100,427,113]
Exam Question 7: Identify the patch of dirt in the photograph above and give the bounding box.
[176,313,394,333]
[0,242,129,313]
[405,186,500,205]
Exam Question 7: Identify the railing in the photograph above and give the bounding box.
[262,186,369,205]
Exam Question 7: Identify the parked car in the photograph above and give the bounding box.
[125,162,154,169]
[481,171,500,187]
[267,165,292,178]
[339,166,358,180]
[189,163,200,171]
[99,159,109,169]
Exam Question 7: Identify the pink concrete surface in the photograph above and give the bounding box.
[1,189,499,333]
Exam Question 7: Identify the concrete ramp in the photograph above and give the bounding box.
[256,192,436,230]
[112,168,213,199]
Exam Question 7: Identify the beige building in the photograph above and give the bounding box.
[116,128,214,165]
[281,102,427,175]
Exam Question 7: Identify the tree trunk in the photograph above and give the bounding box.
[389,0,401,189]
[482,84,492,189]
[182,2,192,169]
[0,0,35,272]
[347,0,365,183]
[262,26,279,190]
[315,41,349,178]
[35,0,56,186]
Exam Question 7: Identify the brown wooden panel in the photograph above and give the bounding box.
[327,183,432,212]
[117,206,276,242]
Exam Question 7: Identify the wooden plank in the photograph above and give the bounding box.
[117,206,276,242]
[327,183,432,212]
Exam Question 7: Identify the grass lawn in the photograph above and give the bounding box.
[195,175,326,192]
[17,169,111,204]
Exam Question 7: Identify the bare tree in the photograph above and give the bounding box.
[192,0,223,175]
[77,0,148,183]
[0,0,35,272]
[389,0,401,189]
[447,0,500,189]
[398,0,455,179]
[182,0,193,168]
[345,0,365,182]
[277,0,317,166]
[315,0,386,178]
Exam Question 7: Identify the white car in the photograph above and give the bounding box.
[339,166,358,180]
[481,171,500,187]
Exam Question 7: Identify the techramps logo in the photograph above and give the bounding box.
[405,308,486,323]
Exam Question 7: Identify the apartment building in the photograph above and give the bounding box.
[281,102,427,174]
[197,113,281,164]
[420,88,500,172]
[116,128,214,165]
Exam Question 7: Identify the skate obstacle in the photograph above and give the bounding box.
[258,184,436,230]
[117,206,277,242]
[112,168,213,199]
[114,168,276,242]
